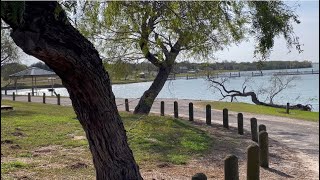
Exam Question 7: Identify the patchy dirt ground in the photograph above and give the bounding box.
[1,96,318,179]
[1,122,316,180]
[140,122,317,180]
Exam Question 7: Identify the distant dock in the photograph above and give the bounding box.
[211,69,319,78]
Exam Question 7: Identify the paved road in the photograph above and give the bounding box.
[2,95,319,175]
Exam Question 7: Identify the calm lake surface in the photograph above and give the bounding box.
[4,65,319,112]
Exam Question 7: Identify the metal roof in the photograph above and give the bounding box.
[9,67,56,77]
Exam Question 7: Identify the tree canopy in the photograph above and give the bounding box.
[78,1,302,62]
[74,1,303,114]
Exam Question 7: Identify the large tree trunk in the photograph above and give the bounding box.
[2,2,142,179]
[134,66,172,114]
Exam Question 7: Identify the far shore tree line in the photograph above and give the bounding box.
[1,1,311,179]
[1,60,313,83]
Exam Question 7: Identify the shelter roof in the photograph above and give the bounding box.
[9,67,56,78]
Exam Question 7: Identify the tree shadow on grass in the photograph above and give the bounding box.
[1,110,37,118]
[264,167,294,178]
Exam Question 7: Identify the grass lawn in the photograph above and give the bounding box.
[1,100,212,179]
[196,101,319,122]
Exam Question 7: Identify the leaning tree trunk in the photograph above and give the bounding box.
[239,92,311,111]
[134,66,172,114]
[1,2,142,179]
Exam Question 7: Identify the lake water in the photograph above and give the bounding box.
[3,65,319,112]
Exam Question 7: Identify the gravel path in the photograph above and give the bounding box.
[2,95,319,177]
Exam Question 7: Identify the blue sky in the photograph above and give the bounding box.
[21,1,319,65]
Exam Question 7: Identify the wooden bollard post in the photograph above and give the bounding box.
[5,88,7,95]
[160,101,164,116]
[238,71,240,77]
[192,173,207,180]
[28,93,31,102]
[258,124,266,132]
[238,113,243,135]
[224,154,239,180]
[189,102,194,121]
[174,101,178,118]
[57,94,60,105]
[286,103,290,114]
[125,99,129,112]
[247,144,260,180]
[206,104,211,125]
[223,108,229,128]
[259,131,269,168]
[250,118,258,142]
[43,93,46,104]
[13,92,15,101]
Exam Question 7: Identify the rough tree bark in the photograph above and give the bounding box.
[1,2,142,179]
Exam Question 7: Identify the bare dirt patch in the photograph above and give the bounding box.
[32,146,58,157]
[11,131,25,137]
[10,144,22,149]
[1,139,13,144]
[140,121,316,179]
[68,162,89,169]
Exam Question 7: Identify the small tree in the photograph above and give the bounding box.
[30,62,52,71]
[259,75,300,105]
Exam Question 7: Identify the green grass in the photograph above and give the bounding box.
[1,161,29,174]
[197,101,319,122]
[1,100,212,178]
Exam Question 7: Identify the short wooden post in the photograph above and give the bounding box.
[5,88,7,95]
[237,113,243,135]
[43,93,46,104]
[250,118,258,142]
[160,101,164,116]
[224,154,239,180]
[206,104,211,125]
[57,94,60,105]
[238,71,240,77]
[125,99,129,112]
[223,108,229,128]
[28,93,31,102]
[286,103,290,114]
[12,92,15,101]
[174,101,178,118]
[312,69,314,74]
[247,144,260,180]
[258,124,266,132]
[189,102,194,121]
[259,131,269,168]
